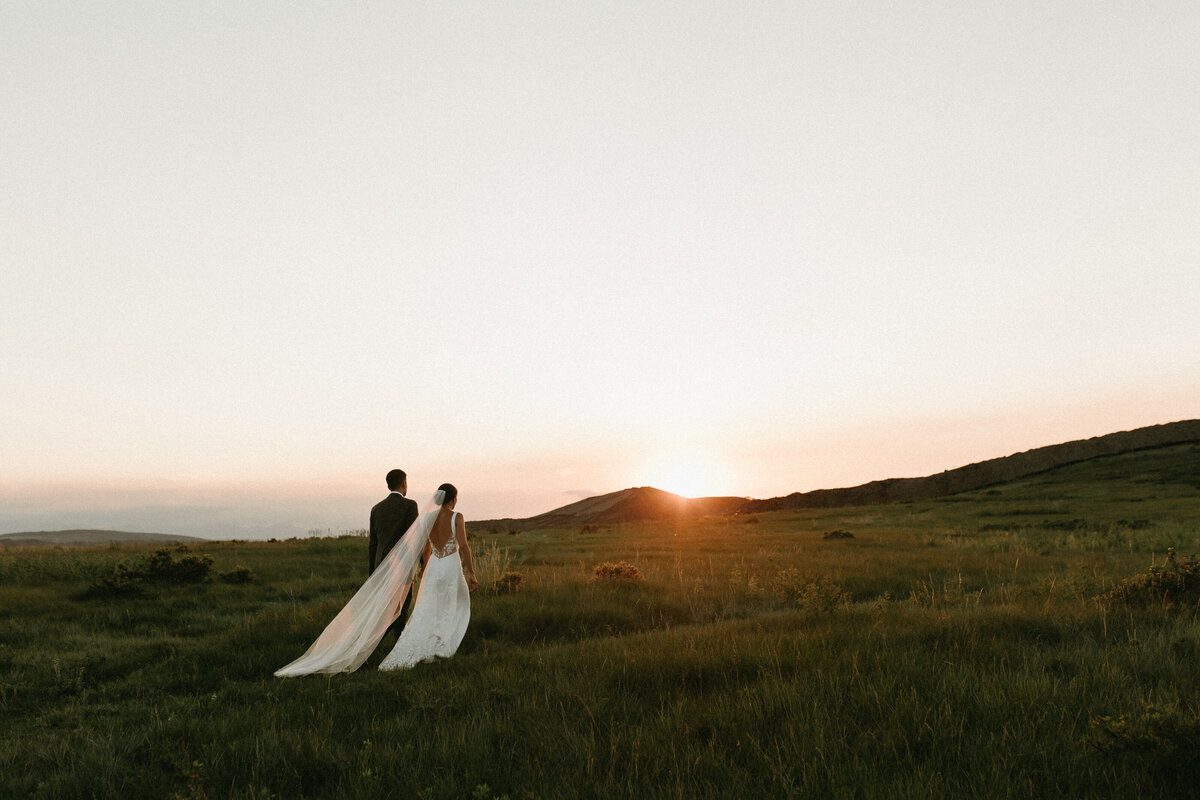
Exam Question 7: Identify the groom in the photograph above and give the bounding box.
[369,468,420,636]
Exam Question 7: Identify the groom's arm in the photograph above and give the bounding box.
[400,499,418,531]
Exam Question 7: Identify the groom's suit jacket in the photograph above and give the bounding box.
[368,492,420,574]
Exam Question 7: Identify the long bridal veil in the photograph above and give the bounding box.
[274,492,446,677]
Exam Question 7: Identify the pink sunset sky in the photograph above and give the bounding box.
[2,3,1197,539]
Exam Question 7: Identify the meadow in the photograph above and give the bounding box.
[3,443,1200,799]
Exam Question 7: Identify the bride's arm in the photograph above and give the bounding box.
[457,514,478,591]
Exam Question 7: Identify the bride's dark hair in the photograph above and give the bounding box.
[437,483,458,505]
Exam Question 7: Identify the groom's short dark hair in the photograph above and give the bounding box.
[386,469,407,490]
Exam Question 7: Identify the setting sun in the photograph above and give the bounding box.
[637,453,733,498]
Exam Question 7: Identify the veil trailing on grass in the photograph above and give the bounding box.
[274,492,447,677]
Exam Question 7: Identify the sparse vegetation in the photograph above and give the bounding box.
[3,442,1200,798]
[1097,547,1200,611]
[589,560,643,583]
[1087,702,1200,786]
[218,565,255,584]
[773,568,851,613]
[490,571,523,594]
[78,545,214,598]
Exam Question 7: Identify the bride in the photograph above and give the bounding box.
[275,483,478,677]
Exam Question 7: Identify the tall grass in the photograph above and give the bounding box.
[4,446,1200,798]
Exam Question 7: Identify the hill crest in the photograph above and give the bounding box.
[741,418,1200,512]
[478,419,1200,530]
[479,487,746,531]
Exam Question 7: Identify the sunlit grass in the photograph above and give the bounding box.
[3,443,1200,798]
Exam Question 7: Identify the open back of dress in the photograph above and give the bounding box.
[379,511,471,670]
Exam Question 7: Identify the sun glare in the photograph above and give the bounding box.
[639,454,732,498]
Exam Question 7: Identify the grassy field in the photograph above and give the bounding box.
[3,442,1200,799]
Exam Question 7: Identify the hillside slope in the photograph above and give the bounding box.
[740,419,1200,512]
[479,420,1200,529]
[478,487,745,532]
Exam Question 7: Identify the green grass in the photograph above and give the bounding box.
[4,443,1200,798]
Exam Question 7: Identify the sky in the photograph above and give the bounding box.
[2,2,1197,540]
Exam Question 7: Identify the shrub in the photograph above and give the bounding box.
[218,566,255,584]
[491,571,524,594]
[144,547,213,584]
[1097,548,1200,611]
[774,568,850,614]
[78,546,214,599]
[729,566,766,600]
[589,561,643,584]
[79,563,147,599]
[1087,702,1200,783]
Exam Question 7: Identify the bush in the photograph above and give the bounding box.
[218,566,255,584]
[144,547,213,584]
[491,571,524,594]
[1087,702,1200,783]
[1097,547,1200,611]
[78,546,213,599]
[589,561,643,584]
[79,563,147,599]
[774,569,850,614]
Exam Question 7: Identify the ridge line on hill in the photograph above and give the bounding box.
[478,419,1200,529]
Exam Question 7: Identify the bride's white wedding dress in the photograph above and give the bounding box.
[379,510,470,670]
[275,494,468,678]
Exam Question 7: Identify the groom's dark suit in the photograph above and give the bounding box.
[369,492,420,633]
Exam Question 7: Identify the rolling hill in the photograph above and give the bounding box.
[0,530,207,548]
[478,487,746,532]
[477,419,1200,531]
[740,418,1200,512]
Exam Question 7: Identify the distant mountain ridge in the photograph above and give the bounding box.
[0,529,206,548]
[478,419,1200,530]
